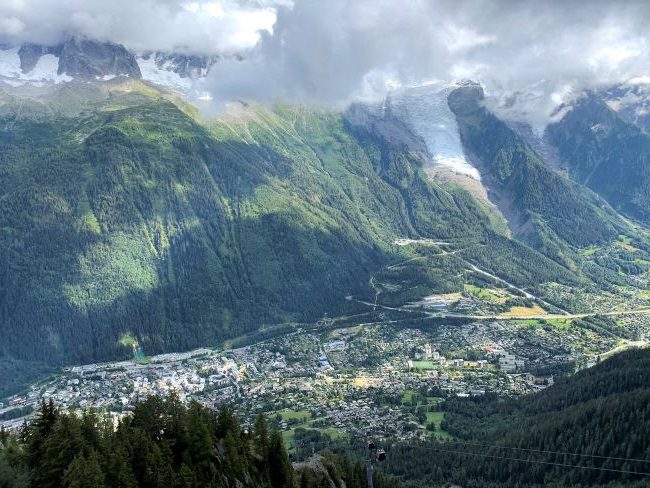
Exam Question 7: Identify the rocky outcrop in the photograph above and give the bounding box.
[11,38,142,80]
[18,43,61,72]
[447,80,484,115]
[58,38,141,79]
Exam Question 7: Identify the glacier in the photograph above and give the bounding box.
[388,82,481,180]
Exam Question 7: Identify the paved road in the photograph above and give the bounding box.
[347,294,650,322]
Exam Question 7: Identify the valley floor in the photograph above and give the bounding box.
[3,310,649,449]
[4,239,650,448]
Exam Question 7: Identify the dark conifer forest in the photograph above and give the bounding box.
[0,395,395,488]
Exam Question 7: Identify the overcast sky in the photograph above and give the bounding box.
[2,0,650,126]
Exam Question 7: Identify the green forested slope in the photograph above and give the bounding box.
[546,95,650,225]
[0,81,640,396]
[0,82,517,385]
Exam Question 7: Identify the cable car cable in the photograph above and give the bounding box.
[390,445,650,477]
[440,439,650,464]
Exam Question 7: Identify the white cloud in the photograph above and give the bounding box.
[0,0,279,53]
[0,17,25,36]
[441,24,495,54]
[207,0,649,123]
[3,0,650,129]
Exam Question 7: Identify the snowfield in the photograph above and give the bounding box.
[136,55,194,91]
[0,48,72,86]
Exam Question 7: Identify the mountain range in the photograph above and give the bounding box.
[1,38,650,396]
[0,37,217,95]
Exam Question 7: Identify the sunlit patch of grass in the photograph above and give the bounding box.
[501,304,546,317]
[401,389,416,404]
[464,284,509,303]
[580,246,600,257]
[410,361,437,370]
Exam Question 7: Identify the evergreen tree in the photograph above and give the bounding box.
[38,413,85,488]
[102,440,136,488]
[62,451,106,488]
[185,402,216,485]
[22,399,58,474]
[0,396,396,488]
[299,469,315,488]
[0,437,30,488]
[253,413,270,459]
[268,429,296,488]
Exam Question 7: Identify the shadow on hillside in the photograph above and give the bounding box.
[0,105,411,387]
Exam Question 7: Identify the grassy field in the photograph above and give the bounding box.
[426,411,444,428]
[282,420,345,448]
[513,318,573,330]
[464,284,508,303]
[502,304,546,317]
[402,389,416,404]
[282,428,299,446]
[544,318,574,329]
[426,412,452,440]
[410,361,438,370]
[278,410,314,446]
[279,409,312,421]
[580,246,601,257]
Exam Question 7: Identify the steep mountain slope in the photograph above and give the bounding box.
[0,81,521,380]
[600,80,650,133]
[386,83,481,180]
[546,94,650,225]
[447,83,624,266]
[136,51,217,86]
[57,38,141,79]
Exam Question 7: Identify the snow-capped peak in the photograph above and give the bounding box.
[0,38,142,88]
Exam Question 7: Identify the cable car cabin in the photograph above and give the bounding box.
[376,449,386,461]
[368,440,376,450]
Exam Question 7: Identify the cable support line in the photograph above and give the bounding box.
[399,445,650,477]
[440,439,650,464]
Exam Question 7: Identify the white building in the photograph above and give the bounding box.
[499,352,517,372]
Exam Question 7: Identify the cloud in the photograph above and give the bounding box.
[0,0,279,53]
[3,0,650,127]
[208,0,650,128]
[210,0,450,107]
